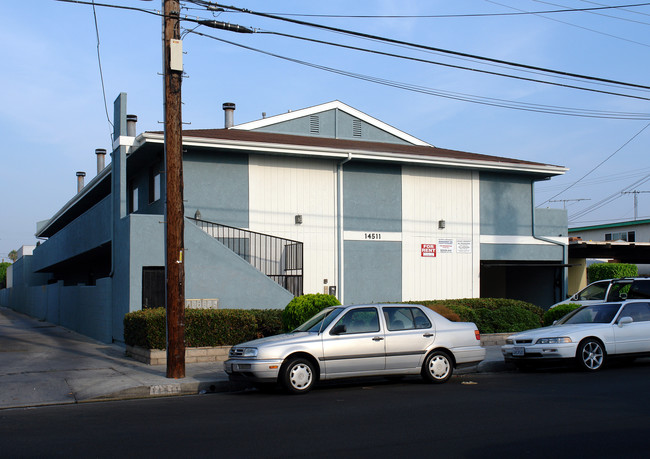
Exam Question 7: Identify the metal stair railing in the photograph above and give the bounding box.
[189,217,303,297]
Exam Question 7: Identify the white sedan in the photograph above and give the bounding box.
[225,303,485,393]
[502,300,650,371]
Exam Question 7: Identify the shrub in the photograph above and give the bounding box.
[282,294,341,332]
[124,308,167,349]
[185,309,258,347]
[407,298,543,334]
[123,308,276,349]
[248,309,284,338]
[588,263,637,283]
[543,303,581,327]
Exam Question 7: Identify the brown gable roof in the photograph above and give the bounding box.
[170,128,560,170]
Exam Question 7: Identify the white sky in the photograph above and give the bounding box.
[1,0,650,260]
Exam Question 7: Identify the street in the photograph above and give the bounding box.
[2,361,650,458]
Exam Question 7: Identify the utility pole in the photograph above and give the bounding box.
[163,0,185,378]
[622,190,650,220]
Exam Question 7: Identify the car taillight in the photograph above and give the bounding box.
[475,330,481,341]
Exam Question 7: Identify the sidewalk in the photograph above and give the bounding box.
[0,307,507,409]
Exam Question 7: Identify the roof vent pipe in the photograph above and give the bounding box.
[126,114,137,137]
[223,102,236,128]
[95,148,106,174]
[76,171,86,193]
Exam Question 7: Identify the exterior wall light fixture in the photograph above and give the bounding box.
[295,214,303,225]
[438,219,446,229]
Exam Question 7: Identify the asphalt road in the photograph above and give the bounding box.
[3,362,650,458]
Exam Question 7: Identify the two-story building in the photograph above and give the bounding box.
[0,94,568,343]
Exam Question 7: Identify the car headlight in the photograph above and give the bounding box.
[505,339,514,345]
[242,348,258,357]
[536,337,572,345]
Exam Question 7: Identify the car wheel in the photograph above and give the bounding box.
[577,339,605,371]
[422,350,453,384]
[281,358,315,394]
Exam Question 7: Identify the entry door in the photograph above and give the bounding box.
[142,267,165,309]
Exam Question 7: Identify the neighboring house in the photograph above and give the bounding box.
[569,219,650,243]
[0,94,568,343]
[567,220,650,292]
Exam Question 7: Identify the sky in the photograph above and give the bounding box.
[2,0,650,260]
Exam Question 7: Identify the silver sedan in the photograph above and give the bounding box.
[224,303,485,393]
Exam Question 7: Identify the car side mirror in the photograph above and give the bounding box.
[618,316,633,327]
[330,324,346,335]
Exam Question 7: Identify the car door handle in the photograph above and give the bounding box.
[423,333,433,338]
[372,336,384,341]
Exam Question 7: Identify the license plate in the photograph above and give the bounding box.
[513,347,525,357]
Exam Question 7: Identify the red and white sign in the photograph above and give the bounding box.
[421,244,436,257]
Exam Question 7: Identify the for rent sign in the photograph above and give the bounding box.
[421,244,436,257]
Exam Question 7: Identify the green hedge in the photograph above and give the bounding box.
[124,308,283,350]
[407,298,544,334]
[542,303,581,327]
[282,294,341,332]
[588,263,637,283]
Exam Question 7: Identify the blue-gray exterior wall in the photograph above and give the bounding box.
[343,162,402,304]
[253,109,411,145]
[480,172,532,237]
[185,220,293,308]
[31,196,111,272]
[183,151,249,227]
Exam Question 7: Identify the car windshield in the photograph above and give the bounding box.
[557,303,622,325]
[293,307,344,333]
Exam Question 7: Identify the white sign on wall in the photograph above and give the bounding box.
[438,239,454,254]
[457,240,472,254]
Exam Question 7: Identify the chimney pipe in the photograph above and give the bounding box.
[76,171,86,193]
[223,102,235,128]
[95,148,106,174]
[126,114,137,137]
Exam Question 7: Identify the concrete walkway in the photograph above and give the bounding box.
[0,307,507,409]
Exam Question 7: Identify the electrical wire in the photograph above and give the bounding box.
[487,0,650,48]
[190,1,650,91]
[197,2,650,19]
[188,28,650,120]
[533,0,650,25]
[91,1,113,144]
[262,30,650,102]
[539,121,650,207]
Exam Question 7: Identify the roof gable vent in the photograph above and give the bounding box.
[309,115,320,134]
[352,118,362,137]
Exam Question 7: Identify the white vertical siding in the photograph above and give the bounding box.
[249,155,338,295]
[401,166,480,300]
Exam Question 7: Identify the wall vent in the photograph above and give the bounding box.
[352,118,362,137]
[309,115,320,134]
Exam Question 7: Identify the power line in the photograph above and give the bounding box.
[259,29,650,102]
[188,28,650,119]
[191,1,650,91]
[91,1,113,145]
[539,121,650,207]
[201,2,650,19]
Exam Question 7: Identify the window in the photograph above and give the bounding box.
[627,280,650,299]
[612,232,629,241]
[620,302,650,322]
[128,181,139,213]
[628,231,636,242]
[149,166,161,203]
[605,233,612,241]
[576,281,608,301]
[332,307,379,334]
[383,307,432,331]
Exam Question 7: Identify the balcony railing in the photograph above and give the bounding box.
[189,218,303,297]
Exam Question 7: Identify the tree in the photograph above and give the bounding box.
[8,250,18,263]
[0,262,10,288]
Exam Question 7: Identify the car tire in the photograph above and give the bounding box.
[281,357,316,394]
[577,339,605,371]
[421,350,453,384]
